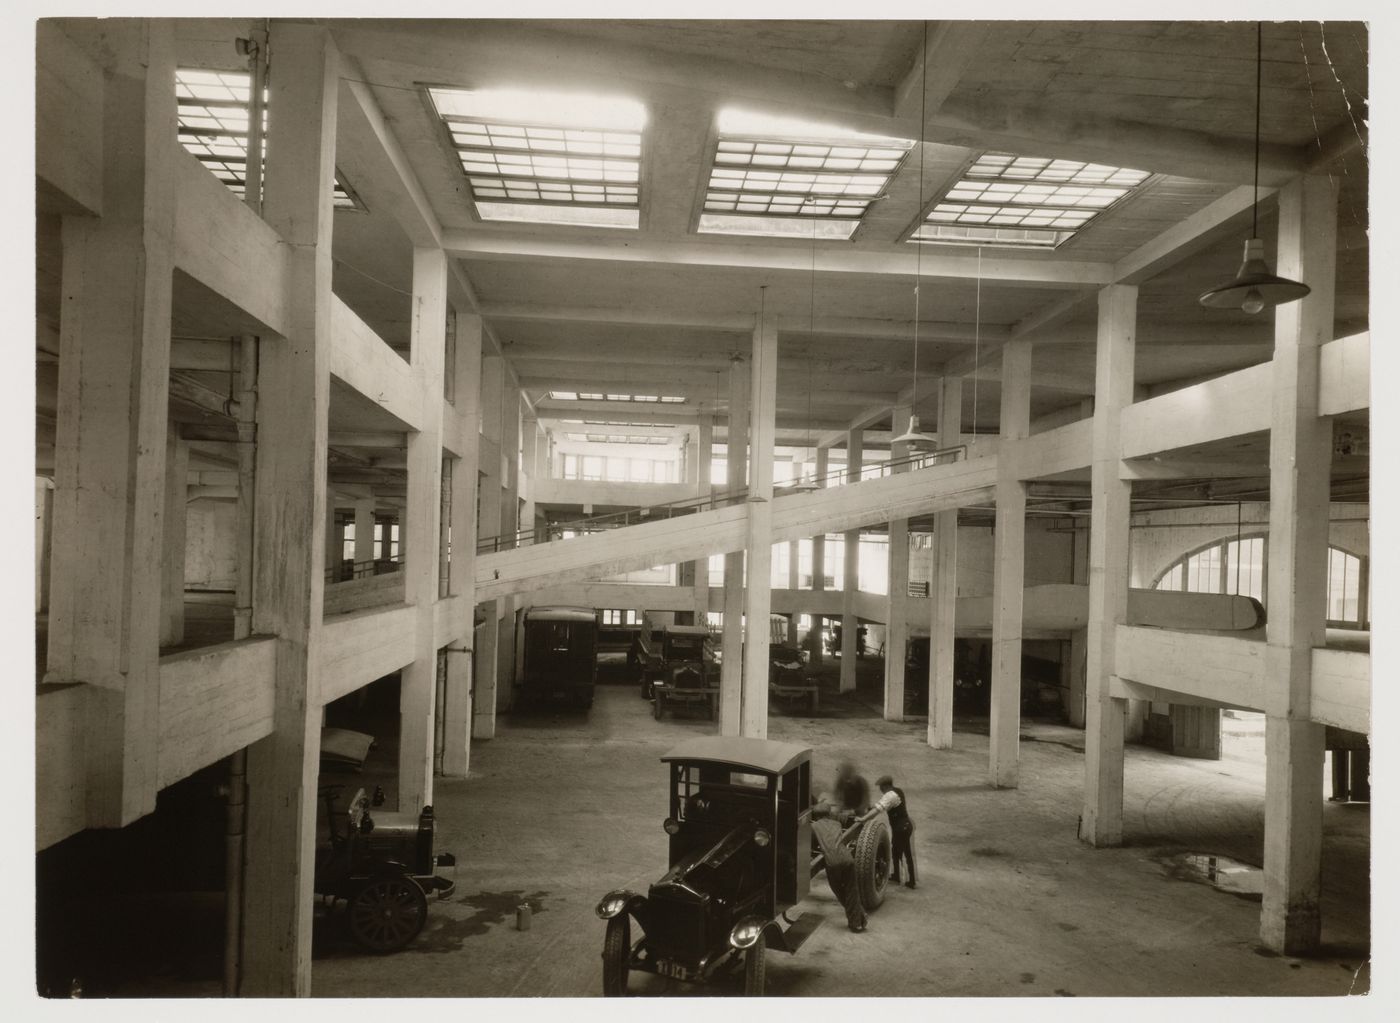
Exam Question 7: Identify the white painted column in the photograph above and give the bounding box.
[810,445,828,665]
[241,22,338,996]
[1081,284,1137,846]
[442,314,482,776]
[521,415,539,542]
[1260,174,1336,954]
[885,405,912,721]
[473,354,504,740]
[929,376,961,748]
[324,499,341,583]
[989,341,1031,788]
[692,415,713,621]
[398,248,447,811]
[786,540,800,646]
[45,19,176,830]
[840,429,864,692]
[497,387,521,703]
[353,500,375,571]
[1067,528,1089,729]
[160,432,189,646]
[741,308,778,738]
[720,357,749,735]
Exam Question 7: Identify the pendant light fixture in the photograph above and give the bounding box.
[892,20,939,449]
[1198,22,1310,314]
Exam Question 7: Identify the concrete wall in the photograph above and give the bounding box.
[184,498,237,591]
[911,520,1076,597]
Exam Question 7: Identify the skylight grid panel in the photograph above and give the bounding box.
[175,69,251,103]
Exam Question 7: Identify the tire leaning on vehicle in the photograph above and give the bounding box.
[602,914,630,996]
[853,815,892,911]
[743,940,765,996]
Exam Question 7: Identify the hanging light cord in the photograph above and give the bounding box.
[973,246,982,444]
[911,20,929,415]
[807,218,817,478]
[1260,24,1271,242]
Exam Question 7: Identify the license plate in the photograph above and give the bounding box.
[656,959,689,981]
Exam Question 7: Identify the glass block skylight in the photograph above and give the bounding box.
[427,87,645,229]
[912,152,1150,248]
[175,69,361,209]
[700,109,913,237]
[548,391,685,403]
[565,433,670,445]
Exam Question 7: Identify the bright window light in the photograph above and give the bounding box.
[717,109,906,146]
[547,392,685,403]
[427,86,645,228]
[176,69,362,209]
[911,152,1150,249]
[699,214,857,240]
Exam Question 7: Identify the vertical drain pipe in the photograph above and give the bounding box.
[224,23,268,998]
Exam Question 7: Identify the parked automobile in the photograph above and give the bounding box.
[768,643,820,714]
[517,605,600,710]
[642,624,720,720]
[595,736,891,995]
[314,784,456,953]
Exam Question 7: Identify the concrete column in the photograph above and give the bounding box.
[442,314,482,777]
[1081,284,1137,847]
[521,415,539,542]
[473,354,504,740]
[989,342,1030,788]
[885,405,912,721]
[1260,174,1337,954]
[241,22,338,996]
[810,446,828,665]
[929,376,961,748]
[1067,525,1089,728]
[497,387,521,704]
[787,537,800,646]
[353,500,375,571]
[399,248,447,811]
[741,308,778,738]
[35,478,55,614]
[720,357,749,734]
[691,415,713,620]
[46,19,176,830]
[160,433,189,646]
[840,428,864,692]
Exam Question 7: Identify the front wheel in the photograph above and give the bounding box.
[347,874,428,953]
[743,940,765,996]
[602,915,630,996]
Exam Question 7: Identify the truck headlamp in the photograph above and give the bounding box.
[753,828,771,847]
[595,892,630,919]
[663,817,681,835]
[729,918,766,949]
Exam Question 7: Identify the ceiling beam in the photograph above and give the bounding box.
[446,230,1113,288]
[1113,185,1267,285]
[892,21,992,122]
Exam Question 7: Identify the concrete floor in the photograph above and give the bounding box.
[303,668,1369,999]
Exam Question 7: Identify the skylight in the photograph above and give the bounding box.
[427,86,645,230]
[564,433,670,445]
[700,109,913,238]
[175,69,362,209]
[548,391,685,403]
[911,152,1150,249]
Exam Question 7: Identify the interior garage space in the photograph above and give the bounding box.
[29,13,1377,1007]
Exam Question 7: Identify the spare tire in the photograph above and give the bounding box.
[853,815,892,911]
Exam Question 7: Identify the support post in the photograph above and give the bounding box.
[989,342,1030,788]
[240,22,338,996]
[1067,525,1089,728]
[692,415,713,620]
[1260,173,1336,954]
[473,354,504,740]
[810,445,828,665]
[45,18,177,830]
[840,429,864,692]
[399,247,447,811]
[161,433,189,646]
[443,314,482,776]
[1081,284,1138,846]
[884,405,912,721]
[929,376,961,748]
[741,307,778,738]
[353,499,375,571]
[720,357,749,735]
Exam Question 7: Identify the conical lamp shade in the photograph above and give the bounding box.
[891,413,938,448]
[1199,238,1310,314]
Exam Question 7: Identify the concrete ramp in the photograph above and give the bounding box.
[475,452,999,603]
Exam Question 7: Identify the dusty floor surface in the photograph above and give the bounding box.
[301,670,1370,1000]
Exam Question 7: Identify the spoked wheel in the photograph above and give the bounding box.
[602,915,630,996]
[742,940,766,996]
[347,874,428,952]
[854,816,892,911]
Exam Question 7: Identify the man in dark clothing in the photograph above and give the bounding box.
[833,761,871,816]
[811,811,868,932]
[875,774,917,888]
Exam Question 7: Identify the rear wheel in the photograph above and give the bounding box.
[854,816,892,911]
[602,915,630,996]
[742,940,765,996]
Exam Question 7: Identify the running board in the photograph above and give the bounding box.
[768,911,823,954]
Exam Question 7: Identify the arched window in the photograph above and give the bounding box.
[1152,536,1368,629]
